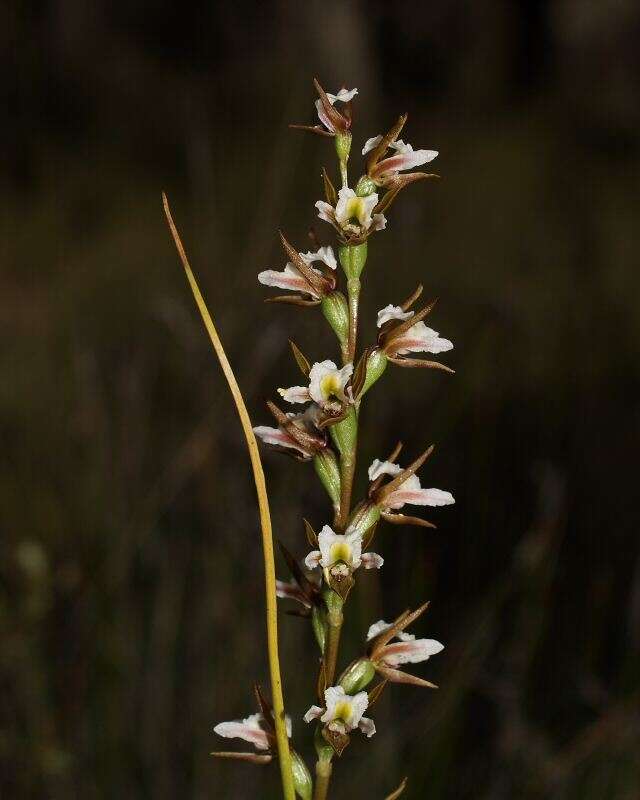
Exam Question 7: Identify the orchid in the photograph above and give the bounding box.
[367,619,444,667]
[316,186,387,239]
[169,79,459,800]
[364,136,438,184]
[279,359,353,412]
[304,524,383,574]
[214,712,292,752]
[304,686,375,739]
[369,457,455,511]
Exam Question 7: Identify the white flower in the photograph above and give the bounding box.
[253,405,323,459]
[316,188,387,235]
[214,713,292,751]
[376,304,414,328]
[367,620,444,667]
[253,424,309,456]
[366,136,439,183]
[309,360,353,405]
[258,246,335,298]
[258,263,321,298]
[368,458,454,510]
[279,360,353,411]
[304,525,383,572]
[390,321,453,355]
[335,187,378,229]
[316,87,358,134]
[303,686,375,738]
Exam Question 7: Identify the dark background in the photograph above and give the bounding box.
[1,1,639,798]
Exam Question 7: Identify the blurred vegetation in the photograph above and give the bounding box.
[1,1,639,798]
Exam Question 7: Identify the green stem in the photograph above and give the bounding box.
[314,759,333,800]
[324,604,344,686]
[346,277,361,363]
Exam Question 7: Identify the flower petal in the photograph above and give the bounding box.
[253,426,308,456]
[278,386,311,404]
[362,134,382,155]
[304,550,322,570]
[366,620,416,642]
[214,714,270,751]
[381,638,444,667]
[361,551,384,569]
[358,716,376,738]
[394,322,453,355]
[388,486,455,509]
[327,88,358,104]
[377,304,414,328]
[368,459,402,482]
[315,200,336,225]
[321,685,348,722]
[303,705,324,723]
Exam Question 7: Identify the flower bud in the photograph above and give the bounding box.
[338,242,368,280]
[320,291,349,345]
[355,175,377,197]
[347,502,381,539]
[338,658,376,694]
[291,750,313,800]
[335,131,352,163]
[359,349,388,398]
[329,405,358,456]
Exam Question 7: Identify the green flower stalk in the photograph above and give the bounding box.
[181,78,458,799]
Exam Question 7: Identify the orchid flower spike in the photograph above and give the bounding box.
[290,80,357,137]
[304,685,376,739]
[279,359,353,413]
[316,186,387,242]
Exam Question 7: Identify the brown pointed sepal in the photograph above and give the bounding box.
[388,355,455,373]
[381,511,437,530]
[289,123,334,137]
[210,751,272,764]
[376,664,438,689]
[264,294,321,307]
